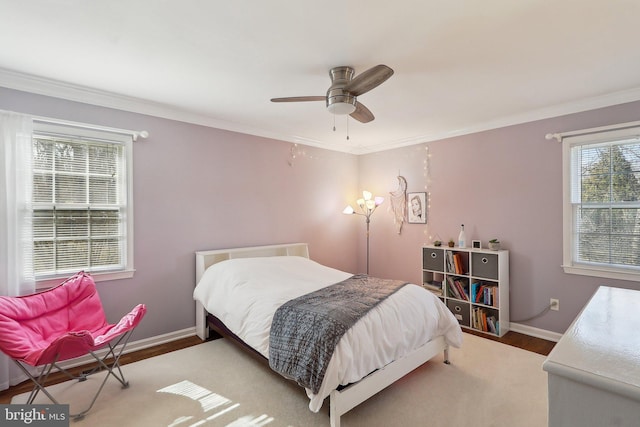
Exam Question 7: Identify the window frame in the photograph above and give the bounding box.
[562,125,640,282]
[32,122,135,289]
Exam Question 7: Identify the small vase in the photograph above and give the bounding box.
[448,241,455,248]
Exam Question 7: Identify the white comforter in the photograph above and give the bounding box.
[193,256,463,412]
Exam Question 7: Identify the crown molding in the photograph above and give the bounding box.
[3,67,640,155]
[0,67,362,154]
[359,87,640,154]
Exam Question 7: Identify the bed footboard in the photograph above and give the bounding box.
[329,335,448,427]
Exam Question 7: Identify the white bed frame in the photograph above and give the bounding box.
[194,243,449,427]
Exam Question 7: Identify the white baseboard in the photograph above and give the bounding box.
[10,323,559,391]
[121,327,199,353]
[57,327,198,370]
[61,323,561,372]
[510,323,563,342]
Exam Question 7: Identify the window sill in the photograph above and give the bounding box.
[36,269,136,290]
[562,264,640,283]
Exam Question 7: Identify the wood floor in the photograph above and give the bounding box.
[466,328,556,355]
[0,331,554,405]
[0,335,203,404]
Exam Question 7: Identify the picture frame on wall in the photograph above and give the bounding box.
[407,192,427,224]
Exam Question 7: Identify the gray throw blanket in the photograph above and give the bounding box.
[268,274,409,394]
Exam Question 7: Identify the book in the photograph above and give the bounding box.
[470,282,480,303]
[473,283,499,306]
[447,277,462,299]
[453,253,463,274]
[423,282,443,297]
[446,251,455,273]
[487,316,497,334]
[423,282,442,292]
[454,279,468,301]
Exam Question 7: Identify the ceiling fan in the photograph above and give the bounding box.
[270,64,394,123]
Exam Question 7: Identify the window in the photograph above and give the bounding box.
[32,122,134,286]
[562,124,640,281]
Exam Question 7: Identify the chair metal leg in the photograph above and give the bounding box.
[14,358,61,406]
[68,330,136,420]
[13,329,136,421]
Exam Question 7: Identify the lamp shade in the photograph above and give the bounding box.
[343,206,355,214]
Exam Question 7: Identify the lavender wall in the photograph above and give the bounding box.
[359,100,640,334]
[0,87,360,341]
[4,85,640,338]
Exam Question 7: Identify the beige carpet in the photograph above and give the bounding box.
[13,333,548,426]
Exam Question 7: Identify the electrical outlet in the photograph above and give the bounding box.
[550,298,559,311]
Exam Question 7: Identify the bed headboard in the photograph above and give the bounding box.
[195,242,309,284]
[193,243,309,340]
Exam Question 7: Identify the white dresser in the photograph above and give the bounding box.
[542,286,640,426]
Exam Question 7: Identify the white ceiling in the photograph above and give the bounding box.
[2,1,640,154]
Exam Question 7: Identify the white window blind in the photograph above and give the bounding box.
[562,124,640,281]
[32,122,134,281]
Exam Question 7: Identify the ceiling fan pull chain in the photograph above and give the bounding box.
[346,116,350,140]
[333,114,336,132]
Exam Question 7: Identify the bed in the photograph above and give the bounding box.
[193,243,463,427]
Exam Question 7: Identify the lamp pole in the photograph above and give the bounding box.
[343,191,384,275]
[365,214,371,275]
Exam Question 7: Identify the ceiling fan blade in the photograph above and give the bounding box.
[270,96,325,102]
[350,102,375,123]
[343,65,394,96]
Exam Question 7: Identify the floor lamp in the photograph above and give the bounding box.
[343,191,384,274]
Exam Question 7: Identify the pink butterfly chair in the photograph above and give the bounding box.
[0,271,146,420]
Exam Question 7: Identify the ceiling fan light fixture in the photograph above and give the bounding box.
[326,93,356,115]
[327,101,356,115]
